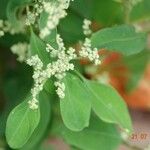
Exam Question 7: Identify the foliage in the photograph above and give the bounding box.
[0,0,149,150]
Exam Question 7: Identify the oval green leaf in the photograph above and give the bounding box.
[60,73,91,131]
[21,91,51,150]
[58,11,84,44]
[86,81,132,132]
[6,97,40,149]
[62,117,121,150]
[30,31,50,66]
[91,25,146,55]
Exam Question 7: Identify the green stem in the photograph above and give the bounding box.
[123,0,132,24]
[73,70,86,81]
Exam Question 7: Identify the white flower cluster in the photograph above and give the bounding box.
[26,31,102,110]
[55,82,65,99]
[0,20,19,37]
[11,42,29,62]
[7,0,101,110]
[46,35,76,98]
[27,34,77,109]
[40,0,74,38]
[83,19,92,36]
[27,55,45,109]
[46,34,65,57]
[46,49,76,98]
[25,0,74,35]
[27,36,101,109]
[26,0,43,26]
[26,11,36,26]
[79,38,101,65]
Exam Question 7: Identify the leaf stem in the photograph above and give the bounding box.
[122,0,132,24]
[73,70,86,82]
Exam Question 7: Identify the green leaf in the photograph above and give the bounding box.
[92,0,123,26]
[44,78,55,95]
[60,72,132,132]
[58,11,84,44]
[91,25,146,55]
[70,0,93,19]
[70,147,81,150]
[86,81,132,132]
[21,91,51,150]
[6,0,31,29]
[60,73,91,131]
[130,0,150,22]
[62,117,121,150]
[39,12,57,48]
[70,0,123,26]
[0,64,32,136]
[0,0,9,19]
[123,50,150,91]
[30,31,50,66]
[5,96,40,149]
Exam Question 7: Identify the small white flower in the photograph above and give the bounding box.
[27,55,43,70]
[57,34,65,51]
[27,55,46,109]
[25,0,44,26]
[40,0,73,39]
[55,81,65,99]
[0,30,4,37]
[26,11,36,26]
[46,43,55,53]
[55,73,66,80]
[11,42,29,62]
[40,27,50,39]
[5,20,23,34]
[83,19,92,36]
[28,98,39,110]
[0,19,24,37]
[46,43,59,58]
[67,47,77,59]
[79,38,101,65]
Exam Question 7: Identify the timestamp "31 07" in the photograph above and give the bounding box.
[130,133,149,140]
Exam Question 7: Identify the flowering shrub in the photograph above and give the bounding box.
[0,0,150,149]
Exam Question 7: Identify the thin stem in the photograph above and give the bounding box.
[122,0,132,24]
[73,70,86,81]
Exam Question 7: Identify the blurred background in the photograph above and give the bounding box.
[0,0,150,150]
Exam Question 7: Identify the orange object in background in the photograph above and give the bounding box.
[122,65,150,110]
[105,53,150,111]
[110,64,150,110]
[82,50,150,110]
